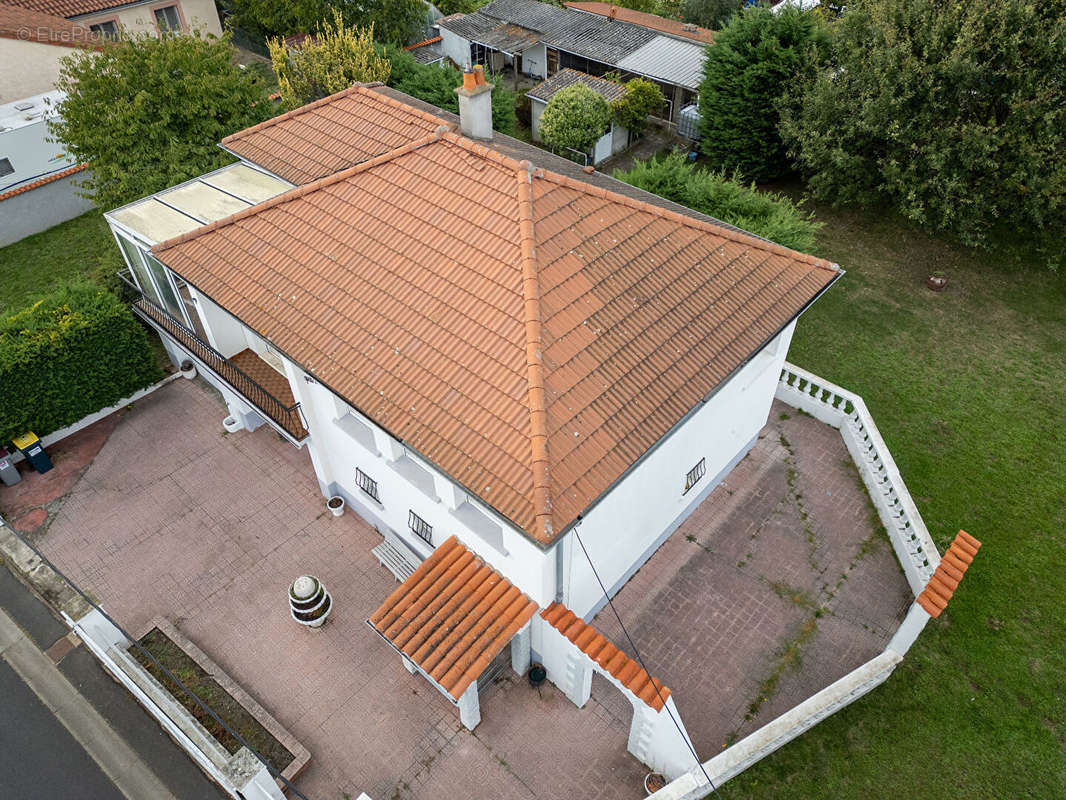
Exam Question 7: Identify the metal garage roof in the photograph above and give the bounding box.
[618,35,706,90]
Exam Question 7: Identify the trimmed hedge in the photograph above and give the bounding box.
[0,283,164,445]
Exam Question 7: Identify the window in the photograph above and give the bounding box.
[408,510,433,545]
[154,5,181,32]
[89,21,118,38]
[683,457,706,494]
[355,468,379,502]
[0,158,13,178]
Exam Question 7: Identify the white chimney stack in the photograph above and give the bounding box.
[455,64,494,140]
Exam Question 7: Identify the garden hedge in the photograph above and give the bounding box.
[0,283,164,445]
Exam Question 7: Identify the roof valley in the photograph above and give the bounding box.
[515,160,555,541]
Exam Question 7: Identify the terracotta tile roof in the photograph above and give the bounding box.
[404,35,442,50]
[0,2,95,47]
[154,90,839,546]
[0,163,86,202]
[917,530,981,618]
[219,84,446,185]
[368,536,539,699]
[3,0,123,19]
[564,2,716,43]
[541,601,670,710]
[526,68,626,104]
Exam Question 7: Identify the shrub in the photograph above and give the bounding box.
[50,31,271,211]
[539,84,612,154]
[382,45,516,136]
[0,283,164,444]
[698,6,828,182]
[781,0,1066,261]
[610,77,665,137]
[614,152,822,253]
[223,0,425,46]
[269,12,390,106]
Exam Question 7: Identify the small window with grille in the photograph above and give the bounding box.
[683,457,706,494]
[408,510,433,544]
[355,468,379,502]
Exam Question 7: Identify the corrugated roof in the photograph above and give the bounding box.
[368,536,539,699]
[916,531,980,619]
[442,12,541,54]
[564,2,715,44]
[152,91,839,545]
[526,68,626,104]
[541,602,670,710]
[220,84,445,185]
[618,34,706,90]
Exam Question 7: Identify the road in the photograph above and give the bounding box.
[0,564,229,800]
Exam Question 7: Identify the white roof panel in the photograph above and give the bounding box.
[617,35,706,90]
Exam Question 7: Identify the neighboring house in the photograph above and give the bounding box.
[102,75,839,777]
[0,90,93,245]
[404,34,444,65]
[4,0,222,40]
[0,2,96,101]
[564,1,715,44]
[527,68,628,164]
[439,0,707,122]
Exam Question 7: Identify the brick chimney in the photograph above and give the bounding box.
[455,64,494,140]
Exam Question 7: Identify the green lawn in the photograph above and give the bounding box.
[721,195,1066,797]
[0,210,122,315]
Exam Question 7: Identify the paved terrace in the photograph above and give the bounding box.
[4,379,911,799]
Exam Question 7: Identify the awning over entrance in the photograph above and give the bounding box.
[368,536,539,701]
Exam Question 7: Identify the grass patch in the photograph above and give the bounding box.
[134,628,294,775]
[0,210,121,315]
[718,186,1066,797]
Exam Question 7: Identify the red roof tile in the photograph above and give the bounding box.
[153,89,839,546]
[541,601,670,710]
[0,163,85,202]
[564,2,716,43]
[916,530,981,618]
[0,2,96,47]
[368,536,538,699]
[220,84,446,185]
[3,0,124,19]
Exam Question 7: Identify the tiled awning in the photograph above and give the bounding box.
[368,536,539,700]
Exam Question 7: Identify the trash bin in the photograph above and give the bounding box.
[0,448,20,486]
[11,432,53,474]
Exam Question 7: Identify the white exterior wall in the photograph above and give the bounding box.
[440,28,470,67]
[521,43,547,78]
[530,97,545,141]
[0,41,68,103]
[530,99,626,162]
[562,322,797,618]
[592,129,612,165]
[77,0,223,38]
[285,367,558,606]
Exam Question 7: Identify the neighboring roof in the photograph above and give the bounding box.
[526,68,625,104]
[564,2,715,44]
[219,85,445,185]
[4,0,123,18]
[0,88,64,131]
[368,536,539,699]
[441,0,706,88]
[618,34,705,90]
[152,86,840,545]
[0,2,94,47]
[0,162,85,202]
[916,531,981,619]
[404,35,444,64]
[541,602,670,710]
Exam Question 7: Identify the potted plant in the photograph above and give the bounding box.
[179,359,197,379]
[527,663,547,688]
[289,575,332,628]
[926,271,948,291]
[327,496,345,517]
[644,772,666,795]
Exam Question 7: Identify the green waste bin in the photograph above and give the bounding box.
[12,432,53,474]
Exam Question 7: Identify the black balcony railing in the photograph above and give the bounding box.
[120,272,308,442]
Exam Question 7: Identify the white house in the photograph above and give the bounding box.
[527,68,630,165]
[439,0,710,123]
[103,74,839,777]
[2,0,222,42]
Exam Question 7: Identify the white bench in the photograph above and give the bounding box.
[372,540,417,582]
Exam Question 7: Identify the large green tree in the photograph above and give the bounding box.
[51,32,270,210]
[698,5,827,182]
[681,0,743,30]
[224,0,425,46]
[269,11,390,106]
[539,84,612,155]
[781,0,1066,258]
